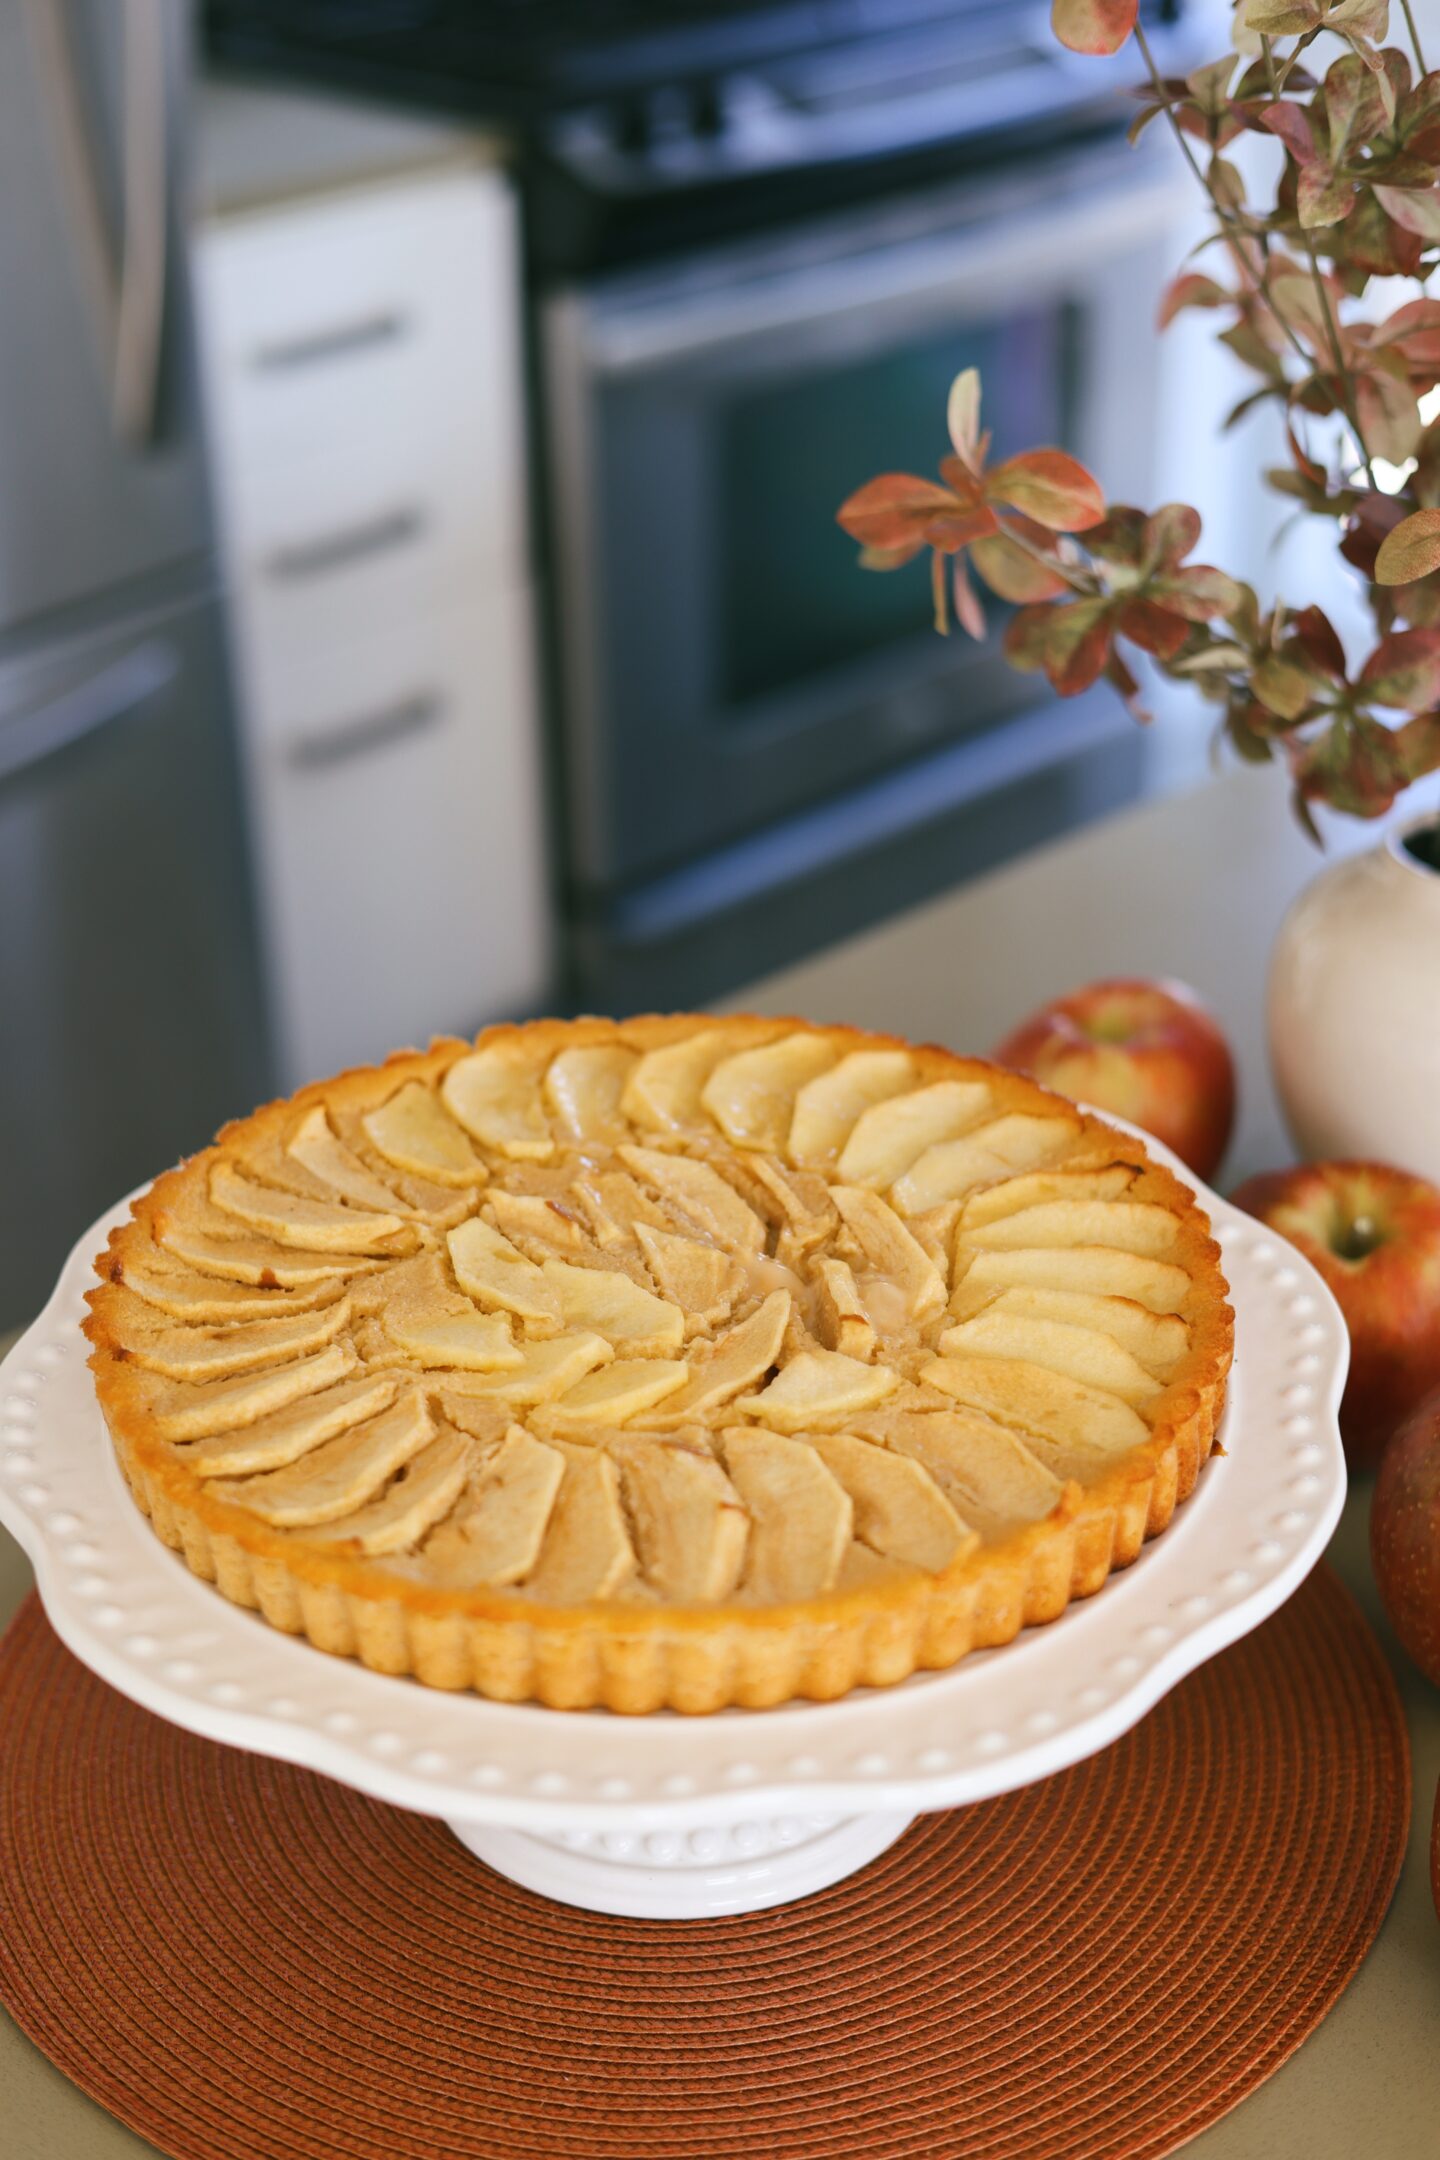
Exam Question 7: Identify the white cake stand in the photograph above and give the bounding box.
[0,1137,1347,1919]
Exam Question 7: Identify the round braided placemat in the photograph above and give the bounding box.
[0,1565,1408,2160]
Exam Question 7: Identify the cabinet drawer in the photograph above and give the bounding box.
[244,588,550,1087]
[195,169,527,579]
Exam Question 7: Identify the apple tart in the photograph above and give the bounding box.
[85,1016,1232,1713]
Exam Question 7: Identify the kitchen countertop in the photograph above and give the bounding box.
[3,765,1438,2157]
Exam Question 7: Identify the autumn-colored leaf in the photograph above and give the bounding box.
[1289,713,1409,819]
[1157,272,1231,330]
[1157,565,1249,621]
[1358,627,1440,708]
[1340,488,1409,576]
[1050,0,1137,57]
[837,474,958,549]
[1299,163,1354,228]
[1004,604,1066,673]
[1116,598,1192,660]
[985,450,1105,532]
[1374,183,1440,241]
[1376,506,1440,585]
[930,547,949,636]
[1355,366,1422,465]
[1144,503,1203,571]
[1252,654,1315,721]
[969,531,1071,604]
[1394,711,1440,780]
[951,553,987,641]
[1260,101,1320,164]
[1045,599,1115,694]
[1243,2,1321,31]
[1289,604,1348,681]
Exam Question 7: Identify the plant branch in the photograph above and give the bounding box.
[1299,231,1380,488]
[1401,0,1429,76]
[1133,21,1319,378]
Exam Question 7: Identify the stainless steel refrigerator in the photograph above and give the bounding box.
[0,0,269,1328]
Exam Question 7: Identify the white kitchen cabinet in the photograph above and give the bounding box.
[193,162,550,1086]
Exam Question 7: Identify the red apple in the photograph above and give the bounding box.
[991,977,1236,1182]
[1231,1162,1440,1467]
[1371,1391,1440,1684]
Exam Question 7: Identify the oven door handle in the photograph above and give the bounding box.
[573,152,1191,378]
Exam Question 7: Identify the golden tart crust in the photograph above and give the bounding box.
[84,1015,1233,1714]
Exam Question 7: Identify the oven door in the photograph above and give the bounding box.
[546,134,1189,896]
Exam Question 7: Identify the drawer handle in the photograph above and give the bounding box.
[251,309,408,372]
[284,692,444,772]
[263,507,425,583]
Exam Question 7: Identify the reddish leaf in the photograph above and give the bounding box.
[923,503,1002,553]
[1004,604,1066,674]
[1105,644,1151,722]
[937,454,990,507]
[1289,714,1409,819]
[1355,367,1422,466]
[837,474,958,549]
[952,553,988,641]
[985,450,1105,532]
[1289,605,1349,681]
[1158,565,1249,621]
[1374,183,1440,240]
[1050,0,1137,56]
[1299,162,1354,228]
[1157,272,1230,329]
[1044,600,1115,694]
[1370,298,1440,370]
[1340,489,1409,576]
[969,531,1071,604]
[1116,598,1192,660]
[1358,627,1440,708]
[1085,506,1148,567]
[1260,101,1320,163]
[1143,503,1203,571]
[1376,507,1440,585]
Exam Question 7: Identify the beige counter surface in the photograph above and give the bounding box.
[3,766,1438,2155]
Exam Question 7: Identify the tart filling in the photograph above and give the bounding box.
[85,1016,1232,1712]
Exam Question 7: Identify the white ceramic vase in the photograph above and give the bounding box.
[1267,816,1440,1181]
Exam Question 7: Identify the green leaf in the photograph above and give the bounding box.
[1375,506,1440,583]
[1243,1,1321,32]
[1253,655,1316,720]
[970,531,1071,604]
[1393,711,1440,779]
[984,450,1105,532]
[1050,0,1138,56]
[1299,162,1354,227]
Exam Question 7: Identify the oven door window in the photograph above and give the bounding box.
[578,291,1081,890]
[719,307,1066,713]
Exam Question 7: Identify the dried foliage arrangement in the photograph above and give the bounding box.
[838,0,1440,832]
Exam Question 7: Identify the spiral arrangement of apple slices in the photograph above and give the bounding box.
[86,1016,1231,1708]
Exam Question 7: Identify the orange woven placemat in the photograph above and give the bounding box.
[0,1564,1409,2160]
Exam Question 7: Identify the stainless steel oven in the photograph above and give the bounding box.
[545,131,1191,1006]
